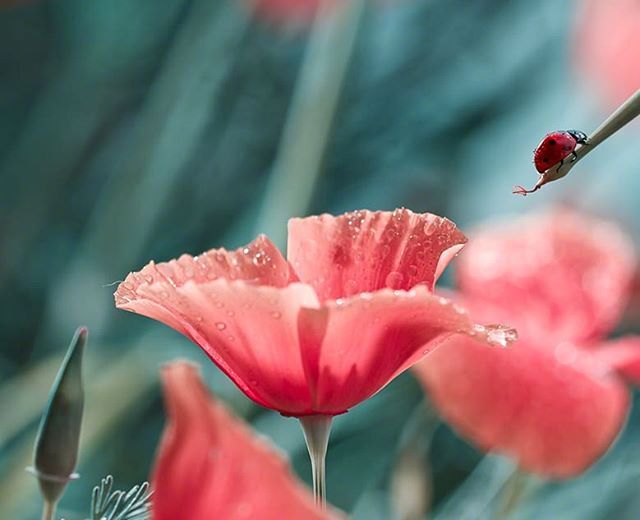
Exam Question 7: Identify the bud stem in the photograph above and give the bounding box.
[42,499,56,520]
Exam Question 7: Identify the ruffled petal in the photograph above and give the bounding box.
[458,208,636,345]
[115,235,291,301]
[297,286,512,414]
[116,275,320,415]
[287,209,467,301]
[593,336,640,385]
[152,362,343,520]
[415,335,629,478]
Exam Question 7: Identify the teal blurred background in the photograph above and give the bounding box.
[1,0,640,518]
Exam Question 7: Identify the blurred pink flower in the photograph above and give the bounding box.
[115,209,511,417]
[415,208,640,478]
[251,0,324,23]
[574,0,640,107]
[152,361,344,519]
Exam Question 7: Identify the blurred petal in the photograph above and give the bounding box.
[298,286,510,414]
[251,0,324,23]
[288,209,467,301]
[574,0,640,108]
[458,208,635,345]
[117,276,320,415]
[153,362,342,520]
[415,335,629,478]
[594,336,640,385]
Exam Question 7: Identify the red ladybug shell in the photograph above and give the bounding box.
[533,131,578,173]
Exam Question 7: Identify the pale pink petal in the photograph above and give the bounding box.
[593,336,640,385]
[574,0,640,108]
[415,335,629,478]
[152,362,343,520]
[116,275,321,415]
[458,208,636,345]
[288,209,467,301]
[297,286,510,414]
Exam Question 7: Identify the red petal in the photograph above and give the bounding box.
[298,286,510,414]
[415,335,629,478]
[594,336,640,385]
[152,362,342,520]
[288,209,467,301]
[458,208,635,345]
[117,274,320,414]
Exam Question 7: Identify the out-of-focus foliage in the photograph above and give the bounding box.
[1,0,639,518]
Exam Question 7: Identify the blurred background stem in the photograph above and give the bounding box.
[41,500,56,520]
[254,0,365,247]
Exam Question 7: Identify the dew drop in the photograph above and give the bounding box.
[161,291,169,298]
[407,264,418,277]
[423,216,440,236]
[384,228,398,241]
[196,316,203,323]
[242,247,250,255]
[144,274,154,283]
[226,310,235,317]
[215,301,224,308]
[271,311,282,319]
[227,335,235,342]
[477,324,518,348]
[385,271,404,289]
[215,322,227,331]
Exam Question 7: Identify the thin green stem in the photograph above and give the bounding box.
[41,499,56,520]
[254,0,366,247]
[299,415,333,508]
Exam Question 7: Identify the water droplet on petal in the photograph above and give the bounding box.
[271,311,281,319]
[407,264,418,277]
[242,247,250,255]
[477,324,517,348]
[144,274,154,283]
[226,310,235,317]
[215,301,224,309]
[215,322,226,331]
[385,271,404,289]
[423,216,440,236]
[196,316,203,323]
[555,342,577,365]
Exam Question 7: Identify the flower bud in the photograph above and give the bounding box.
[29,327,87,504]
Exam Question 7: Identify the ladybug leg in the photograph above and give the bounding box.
[570,151,578,163]
[512,184,541,196]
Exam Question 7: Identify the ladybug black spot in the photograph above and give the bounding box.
[543,157,549,163]
[548,139,556,145]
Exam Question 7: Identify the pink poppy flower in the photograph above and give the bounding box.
[115,209,511,417]
[115,209,514,503]
[250,0,324,24]
[153,361,344,519]
[574,0,640,108]
[415,208,640,478]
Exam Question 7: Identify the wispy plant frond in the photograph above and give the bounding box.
[90,475,152,520]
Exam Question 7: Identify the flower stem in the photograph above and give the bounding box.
[299,415,333,508]
[41,499,56,520]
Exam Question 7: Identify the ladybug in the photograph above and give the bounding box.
[533,130,588,173]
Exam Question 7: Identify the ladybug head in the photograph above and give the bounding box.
[567,130,588,144]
